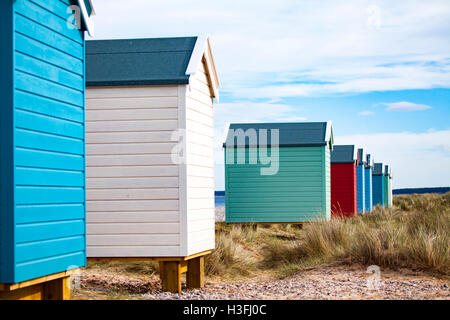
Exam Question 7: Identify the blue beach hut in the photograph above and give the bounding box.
[364,154,373,213]
[0,0,94,299]
[372,163,385,207]
[356,149,365,214]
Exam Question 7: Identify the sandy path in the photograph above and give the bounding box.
[74,263,449,300]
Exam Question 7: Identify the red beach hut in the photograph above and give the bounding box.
[331,145,357,218]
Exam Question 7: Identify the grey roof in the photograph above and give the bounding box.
[86,37,198,87]
[373,163,384,175]
[223,122,332,148]
[331,145,356,163]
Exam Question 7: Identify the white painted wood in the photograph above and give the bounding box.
[87,131,176,144]
[86,96,178,109]
[86,108,178,121]
[87,212,180,223]
[86,119,178,133]
[88,234,179,246]
[87,246,180,257]
[86,154,176,166]
[86,166,178,178]
[86,143,177,155]
[87,222,179,234]
[87,188,179,201]
[85,43,218,257]
[87,177,178,189]
[87,200,179,212]
[86,86,178,99]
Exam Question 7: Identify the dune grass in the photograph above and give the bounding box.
[207,193,450,277]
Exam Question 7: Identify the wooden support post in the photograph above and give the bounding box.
[43,276,71,300]
[0,284,43,300]
[161,261,182,294]
[186,256,205,289]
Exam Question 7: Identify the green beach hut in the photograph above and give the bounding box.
[224,122,334,224]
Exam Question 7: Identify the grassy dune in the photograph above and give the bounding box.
[207,192,450,278]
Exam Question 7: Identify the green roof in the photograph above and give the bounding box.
[224,122,333,148]
[331,145,356,163]
[86,37,198,87]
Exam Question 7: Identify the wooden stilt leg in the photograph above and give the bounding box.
[186,256,205,289]
[43,276,71,300]
[161,261,181,294]
[159,261,165,282]
[0,284,43,300]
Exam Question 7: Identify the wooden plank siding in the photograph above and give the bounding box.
[85,86,182,257]
[7,0,86,283]
[184,59,215,256]
[225,147,330,223]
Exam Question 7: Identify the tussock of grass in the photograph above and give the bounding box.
[209,193,449,277]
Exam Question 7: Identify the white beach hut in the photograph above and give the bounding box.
[84,36,219,292]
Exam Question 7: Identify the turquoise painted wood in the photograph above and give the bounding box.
[356,165,365,214]
[0,0,87,284]
[383,174,390,207]
[364,167,373,212]
[372,175,384,207]
[225,147,331,223]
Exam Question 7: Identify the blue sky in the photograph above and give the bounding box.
[90,0,450,189]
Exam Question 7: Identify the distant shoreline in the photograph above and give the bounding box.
[215,187,450,198]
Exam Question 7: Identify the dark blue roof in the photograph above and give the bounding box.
[373,163,383,175]
[86,37,198,87]
[223,122,332,148]
[331,145,355,163]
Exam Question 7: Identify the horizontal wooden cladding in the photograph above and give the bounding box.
[16,148,84,171]
[187,219,215,233]
[187,187,214,199]
[186,165,214,178]
[86,120,178,133]
[87,212,179,223]
[186,108,213,128]
[16,204,84,224]
[15,252,85,284]
[15,33,83,76]
[86,96,178,110]
[86,86,179,99]
[15,71,83,107]
[16,167,84,187]
[86,108,178,121]
[15,220,84,244]
[187,144,214,158]
[187,176,214,189]
[187,198,214,210]
[186,154,214,168]
[14,0,83,44]
[86,177,178,189]
[15,90,83,124]
[15,186,84,205]
[15,52,84,92]
[87,246,180,258]
[15,110,83,142]
[86,222,179,234]
[15,236,84,264]
[86,166,178,178]
[187,209,215,221]
[87,131,177,144]
[86,154,177,166]
[87,200,179,212]
[87,234,179,246]
[87,188,179,201]
[86,143,177,156]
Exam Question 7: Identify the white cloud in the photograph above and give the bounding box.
[359,110,375,116]
[382,101,432,112]
[335,129,450,189]
[91,0,450,99]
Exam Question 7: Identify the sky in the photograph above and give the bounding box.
[89,0,450,190]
